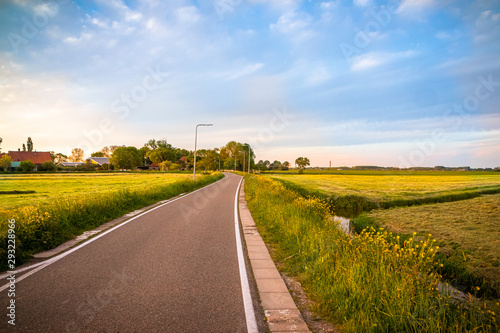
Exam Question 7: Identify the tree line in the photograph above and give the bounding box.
[55,139,256,172]
[0,137,313,173]
[255,157,310,171]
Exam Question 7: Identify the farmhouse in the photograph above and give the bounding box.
[61,162,85,167]
[8,150,52,171]
[86,157,109,165]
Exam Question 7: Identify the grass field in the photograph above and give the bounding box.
[268,171,500,201]
[0,172,192,210]
[267,171,500,216]
[365,193,500,297]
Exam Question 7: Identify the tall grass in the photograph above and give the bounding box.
[245,175,499,332]
[0,172,224,270]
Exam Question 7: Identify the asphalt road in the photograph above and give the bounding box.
[1,173,260,332]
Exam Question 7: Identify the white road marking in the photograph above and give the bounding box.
[234,177,258,333]
[0,175,228,291]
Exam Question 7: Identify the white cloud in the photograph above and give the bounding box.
[270,11,311,34]
[34,2,59,17]
[474,10,500,44]
[95,0,143,22]
[225,63,264,80]
[353,0,370,7]
[307,65,331,85]
[249,0,301,12]
[176,6,201,24]
[351,50,417,71]
[351,53,383,71]
[63,33,92,44]
[87,15,109,29]
[211,63,264,81]
[396,0,436,18]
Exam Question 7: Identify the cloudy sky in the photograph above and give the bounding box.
[0,0,499,168]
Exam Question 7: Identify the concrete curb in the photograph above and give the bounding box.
[239,180,311,333]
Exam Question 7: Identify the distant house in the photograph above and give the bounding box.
[61,162,85,167]
[149,162,159,171]
[8,150,52,171]
[86,157,109,166]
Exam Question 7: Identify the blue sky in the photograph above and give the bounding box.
[0,0,499,167]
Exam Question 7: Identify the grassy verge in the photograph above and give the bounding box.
[359,194,500,299]
[0,172,224,270]
[245,174,499,332]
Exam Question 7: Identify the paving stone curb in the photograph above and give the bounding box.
[239,180,311,333]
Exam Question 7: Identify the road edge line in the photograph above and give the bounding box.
[234,177,258,333]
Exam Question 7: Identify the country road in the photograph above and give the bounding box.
[1,173,264,332]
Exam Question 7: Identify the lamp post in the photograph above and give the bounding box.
[193,123,213,180]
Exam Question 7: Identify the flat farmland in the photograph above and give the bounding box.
[0,172,191,210]
[267,171,500,297]
[368,193,500,295]
[267,171,500,202]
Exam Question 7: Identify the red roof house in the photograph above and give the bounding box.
[9,150,52,170]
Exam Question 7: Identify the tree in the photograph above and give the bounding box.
[159,160,172,171]
[197,149,219,171]
[144,139,179,165]
[19,160,36,172]
[27,137,33,151]
[145,139,171,151]
[147,147,176,164]
[40,161,57,171]
[22,143,26,151]
[110,146,142,170]
[91,151,105,157]
[295,157,310,170]
[0,155,11,171]
[218,141,255,172]
[270,160,282,170]
[70,148,85,162]
[53,153,68,164]
[170,163,181,171]
[101,146,120,157]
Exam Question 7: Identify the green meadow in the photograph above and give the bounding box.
[267,171,500,201]
[0,172,192,210]
[267,171,500,215]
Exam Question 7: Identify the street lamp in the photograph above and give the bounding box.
[193,123,213,180]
